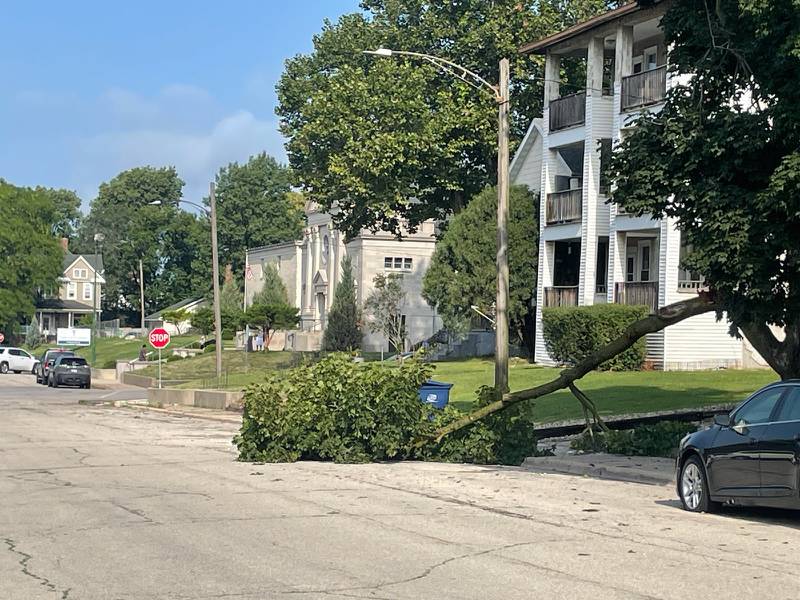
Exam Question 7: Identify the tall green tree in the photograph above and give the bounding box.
[245,302,300,350]
[608,0,800,379]
[212,153,305,275]
[35,187,82,239]
[0,181,63,339]
[364,272,407,354]
[277,0,612,239]
[323,256,362,351]
[75,167,209,322]
[252,263,290,307]
[423,185,538,357]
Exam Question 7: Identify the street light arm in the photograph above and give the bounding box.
[364,49,501,102]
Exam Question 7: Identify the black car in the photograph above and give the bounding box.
[48,355,91,389]
[677,380,800,512]
[36,349,75,384]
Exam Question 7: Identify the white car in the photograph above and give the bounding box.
[0,347,38,374]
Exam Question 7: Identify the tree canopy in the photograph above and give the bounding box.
[212,153,305,275]
[75,166,209,322]
[0,181,64,338]
[608,0,800,378]
[35,187,82,239]
[277,0,614,239]
[423,184,538,356]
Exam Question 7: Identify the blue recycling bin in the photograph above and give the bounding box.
[418,380,453,409]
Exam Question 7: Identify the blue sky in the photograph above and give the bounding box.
[1,0,362,208]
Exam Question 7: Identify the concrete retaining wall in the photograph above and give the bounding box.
[146,387,243,410]
[122,372,158,388]
[91,368,117,381]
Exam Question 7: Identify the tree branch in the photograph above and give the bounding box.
[739,321,786,378]
[428,295,718,443]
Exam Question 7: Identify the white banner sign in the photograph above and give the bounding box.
[56,327,92,347]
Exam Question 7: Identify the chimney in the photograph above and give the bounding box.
[60,237,69,252]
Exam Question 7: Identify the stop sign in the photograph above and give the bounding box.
[149,328,171,349]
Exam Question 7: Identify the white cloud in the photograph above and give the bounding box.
[77,108,286,203]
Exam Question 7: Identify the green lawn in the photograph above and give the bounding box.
[137,350,296,389]
[432,358,778,423]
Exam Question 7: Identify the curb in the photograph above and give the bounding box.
[520,456,675,486]
[117,402,243,424]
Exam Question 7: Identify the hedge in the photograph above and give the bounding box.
[542,304,649,371]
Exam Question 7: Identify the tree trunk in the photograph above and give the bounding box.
[740,321,800,379]
[426,295,718,443]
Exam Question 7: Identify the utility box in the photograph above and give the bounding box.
[418,380,453,409]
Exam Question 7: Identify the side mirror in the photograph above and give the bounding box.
[713,413,732,427]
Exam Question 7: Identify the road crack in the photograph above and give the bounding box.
[3,537,70,598]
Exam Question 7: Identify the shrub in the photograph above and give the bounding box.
[222,329,235,341]
[322,256,362,351]
[570,421,699,458]
[233,354,547,465]
[542,304,649,371]
[203,343,216,354]
[166,354,184,363]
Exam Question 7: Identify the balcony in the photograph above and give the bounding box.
[621,66,667,111]
[546,189,582,224]
[549,91,586,131]
[615,281,659,312]
[544,286,578,308]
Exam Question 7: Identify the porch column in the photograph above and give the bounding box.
[304,229,313,311]
[68,312,73,328]
[326,231,335,308]
[543,51,561,106]
[608,25,634,303]
[578,36,605,306]
[294,243,303,310]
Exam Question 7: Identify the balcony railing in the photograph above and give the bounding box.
[544,286,579,308]
[615,281,659,312]
[621,66,667,111]
[549,91,586,131]
[546,189,582,224]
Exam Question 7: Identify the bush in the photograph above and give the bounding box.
[233,354,546,465]
[542,304,649,371]
[166,354,184,363]
[203,343,216,354]
[570,421,698,458]
[222,329,235,341]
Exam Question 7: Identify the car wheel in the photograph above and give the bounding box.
[85,382,91,390]
[0,362,8,374]
[52,377,59,389]
[679,456,717,513]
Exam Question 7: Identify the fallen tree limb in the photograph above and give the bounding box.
[429,295,718,443]
[569,383,609,432]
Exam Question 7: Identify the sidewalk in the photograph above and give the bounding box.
[114,400,243,424]
[520,453,675,486]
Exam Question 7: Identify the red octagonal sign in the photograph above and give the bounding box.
[149,327,171,349]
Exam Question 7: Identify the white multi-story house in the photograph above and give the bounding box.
[244,201,441,352]
[34,239,104,339]
[514,0,750,369]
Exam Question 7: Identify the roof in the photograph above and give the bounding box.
[145,297,206,320]
[509,118,543,183]
[63,253,104,273]
[519,1,662,55]
[35,298,95,312]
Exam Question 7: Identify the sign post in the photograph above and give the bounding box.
[148,327,171,389]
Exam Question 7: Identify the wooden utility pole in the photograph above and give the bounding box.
[209,182,223,379]
[495,57,511,393]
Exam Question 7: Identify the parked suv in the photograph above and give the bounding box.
[48,355,91,389]
[0,347,37,374]
[36,349,75,384]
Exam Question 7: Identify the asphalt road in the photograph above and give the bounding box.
[2,373,800,600]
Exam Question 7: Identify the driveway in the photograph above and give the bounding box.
[1,374,799,599]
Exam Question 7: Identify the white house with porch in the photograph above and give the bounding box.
[244,201,441,352]
[35,241,104,339]
[515,0,746,369]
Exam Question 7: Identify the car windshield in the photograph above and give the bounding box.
[59,358,87,367]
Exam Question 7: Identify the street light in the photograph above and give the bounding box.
[149,185,223,379]
[364,48,511,393]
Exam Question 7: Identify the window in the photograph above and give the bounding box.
[595,238,608,294]
[598,138,613,194]
[67,282,76,299]
[83,283,93,301]
[644,46,658,71]
[639,244,651,282]
[775,387,800,422]
[678,242,704,291]
[734,388,785,427]
[73,268,88,279]
[384,257,413,271]
[632,55,643,74]
[626,254,635,283]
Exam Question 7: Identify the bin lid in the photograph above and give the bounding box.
[421,379,453,390]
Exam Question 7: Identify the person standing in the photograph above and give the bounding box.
[138,344,147,362]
